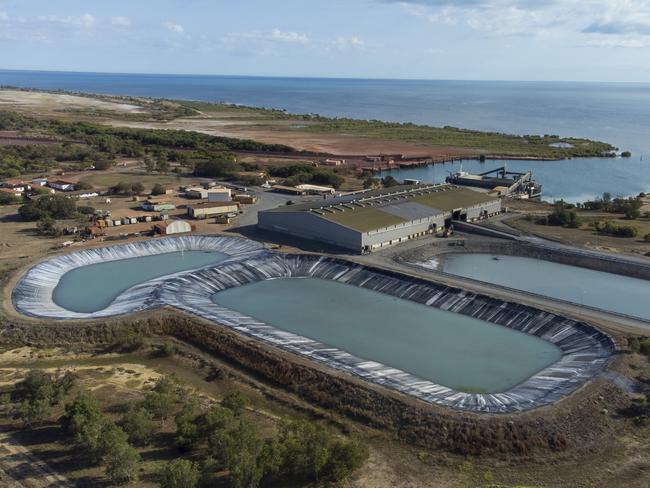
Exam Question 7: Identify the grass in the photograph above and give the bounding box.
[174,100,617,159]
[2,88,619,160]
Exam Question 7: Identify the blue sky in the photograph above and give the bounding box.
[1,0,650,81]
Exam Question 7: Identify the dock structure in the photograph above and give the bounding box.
[446,166,542,199]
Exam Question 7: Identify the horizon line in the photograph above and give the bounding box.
[0,67,648,85]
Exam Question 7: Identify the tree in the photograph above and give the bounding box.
[105,440,140,485]
[322,439,369,481]
[16,370,74,426]
[75,180,92,190]
[157,158,171,174]
[644,233,650,242]
[0,192,20,205]
[222,392,247,417]
[193,156,239,178]
[381,175,399,188]
[19,194,76,221]
[131,182,145,195]
[621,151,632,158]
[93,158,115,170]
[61,391,105,459]
[174,398,200,451]
[36,218,63,237]
[144,376,179,424]
[122,402,157,446]
[160,459,200,488]
[151,183,166,196]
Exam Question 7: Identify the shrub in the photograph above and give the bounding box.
[0,192,20,205]
[36,218,63,237]
[144,376,180,423]
[105,440,140,485]
[594,221,638,238]
[222,392,247,417]
[640,338,650,357]
[644,233,650,242]
[19,194,76,221]
[122,402,157,446]
[160,459,201,488]
[151,183,166,195]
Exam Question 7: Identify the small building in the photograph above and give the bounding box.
[323,158,345,166]
[271,185,306,195]
[233,193,257,204]
[2,179,30,193]
[153,220,195,235]
[65,190,99,199]
[185,186,209,199]
[207,187,232,202]
[141,200,176,212]
[31,178,48,187]
[187,201,239,219]
[295,184,336,196]
[48,180,75,192]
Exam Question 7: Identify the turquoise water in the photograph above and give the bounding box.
[441,254,650,320]
[53,251,228,313]
[212,277,562,393]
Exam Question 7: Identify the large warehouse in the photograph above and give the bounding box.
[258,184,501,253]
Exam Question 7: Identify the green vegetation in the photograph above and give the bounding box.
[18,194,77,221]
[300,119,616,158]
[111,180,145,196]
[0,110,297,179]
[579,193,643,219]
[173,395,368,487]
[536,201,582,228]
[621,151,632,157]
[593,221,639,238]
[267,164,344,189]
[173,99,617,159]
[151,183,167,195]
[0,191,21,205]
[160,459,201,488]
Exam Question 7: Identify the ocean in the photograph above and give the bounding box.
[1,70,649,201]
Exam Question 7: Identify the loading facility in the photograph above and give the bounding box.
[258,184,501,253]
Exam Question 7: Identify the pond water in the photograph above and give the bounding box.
[440,254,650,320]
[53,250,228,313]
[212,277,562,393]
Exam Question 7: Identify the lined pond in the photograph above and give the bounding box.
[53,251,228,313]
[440,254,650,320]
[212,277,562,393]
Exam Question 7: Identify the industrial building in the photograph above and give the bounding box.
[187,201,239,219]
[153,220,194,235]
[258,184,501,253]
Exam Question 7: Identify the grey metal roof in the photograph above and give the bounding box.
[379,201,442,221]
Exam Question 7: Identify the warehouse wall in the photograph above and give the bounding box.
[258,211,362,251]
[362,215,445,250]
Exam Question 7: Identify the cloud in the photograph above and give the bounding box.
[38,13,96,29]
[226,28,309,45]
[384,0,650,47]
[163,22,184,34]
[269,28,309,44]
[110,16,131,27]
[0,11,8,22]
[332,36,366,50]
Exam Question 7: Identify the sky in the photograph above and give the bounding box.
[1,0,650,82]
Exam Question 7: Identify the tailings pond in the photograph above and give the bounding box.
[439,254,650,320]
[53,250,228,313]
[212,277,562,393]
